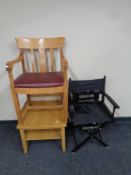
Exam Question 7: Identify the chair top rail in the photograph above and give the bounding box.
[16,37,65,49]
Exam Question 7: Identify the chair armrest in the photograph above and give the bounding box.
[61,58,68,71]
[104,92,120,108]
[5,53,23,72]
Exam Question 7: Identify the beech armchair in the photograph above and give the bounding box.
[6,37,68,153]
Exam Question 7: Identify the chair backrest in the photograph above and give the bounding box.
[69,77,106,93]
[69,77,106,104]
[16,37,65,73]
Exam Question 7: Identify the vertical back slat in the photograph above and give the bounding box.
[16,38,65,73]
[50,48,55,72]
[31,49,35,72]
[60,48,64,71]
[39,48,46,72]
[22,59,26,73]
[21,50,26,73]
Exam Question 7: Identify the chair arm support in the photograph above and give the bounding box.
[5,53,23,72]
[61,58,68,71]
[68,103,75,121]
[104,92,120,108]
[69,104,75,113]
[68,93,75,119]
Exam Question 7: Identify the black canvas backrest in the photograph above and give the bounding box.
[69,76,106,93]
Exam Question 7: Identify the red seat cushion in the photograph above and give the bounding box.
[14,72,64,88]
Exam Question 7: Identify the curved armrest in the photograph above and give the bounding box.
[61,58,68,71]
[104,92,120,108]
[5,53,23,72]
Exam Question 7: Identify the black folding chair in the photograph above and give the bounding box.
[68,76,120,153]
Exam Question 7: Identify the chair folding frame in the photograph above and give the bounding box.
[68,77,120,153]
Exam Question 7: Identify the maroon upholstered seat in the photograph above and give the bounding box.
[14,72,64,88]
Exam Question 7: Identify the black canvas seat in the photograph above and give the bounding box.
[71,104,112,125]
[68,76,120,153]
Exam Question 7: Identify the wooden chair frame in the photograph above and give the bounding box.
[6,37,68,153]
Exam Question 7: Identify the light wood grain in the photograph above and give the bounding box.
[26,129,61,140]
[19,129,28,154]
[16,38,44,49]
[61,128,66,152]
[6,37,68,153]
[15,86,64,94]
[17,101,66,153]
[17,106,66,130]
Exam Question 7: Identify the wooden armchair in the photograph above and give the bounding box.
[6,37,68,153]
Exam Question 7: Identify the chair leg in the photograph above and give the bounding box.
[93,135,108,148]
[19,129,28,154]
[63,83,68,121]
[27,94,32,105]
[72,135,92,153]
[61,128,66,152]
[86,129,108,147]
[71,127,79,147]
[11,91,22,123]
[97,130,103,141]
[72,127,108,152]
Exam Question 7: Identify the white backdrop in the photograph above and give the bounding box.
[0,0,131,120]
